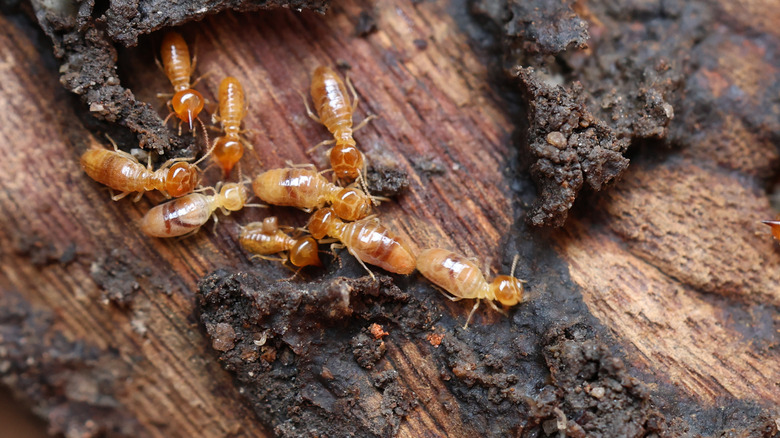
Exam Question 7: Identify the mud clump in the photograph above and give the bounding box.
[471,0,682,227]
[32,0,328,154]
[515,67,630,227]
[366,164,410,197]
[197,270,433,437]
[541,323,664,437]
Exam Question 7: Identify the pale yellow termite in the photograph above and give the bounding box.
[416,248,525,328]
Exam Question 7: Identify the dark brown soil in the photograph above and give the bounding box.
[472,0,688,227]
[198,271,433,437]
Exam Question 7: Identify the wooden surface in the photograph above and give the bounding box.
[0,0,778,436]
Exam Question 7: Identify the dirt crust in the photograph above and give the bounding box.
[197,271,433,437]
[471,0,686,226]
[198,268,677,437]
[31,0,328,154]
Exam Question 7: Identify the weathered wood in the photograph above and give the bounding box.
[0,0,779,436]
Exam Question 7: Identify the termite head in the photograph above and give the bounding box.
[331,144,363,180]
[289,237,323,267]
[213,137,244,177]
[308,207,336,239]
[332,188,372,221]
[219,183,249,211]
[489,276,524,307]
[763,220,780,241]
[172,89,205,130]
[165,162,200,197]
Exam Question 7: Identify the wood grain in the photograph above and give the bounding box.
[1,0,779,435]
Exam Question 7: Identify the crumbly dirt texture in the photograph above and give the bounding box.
[31,0,328,155]
[198,262,778,437]
[198,271,432,437]
[473,0,688,226]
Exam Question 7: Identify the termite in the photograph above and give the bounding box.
[159,32,205,134]
[763,220,780,241]
[252,167,374,221]
[212,77,253,177]
[416,248,525,328]
[239,217,323,269]
[140,182,251,238]
[303,66,376,182]
[80,139,201,201]
[307,207,416,277]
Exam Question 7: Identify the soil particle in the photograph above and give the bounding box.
[350,329,386,369]
[541,323,663,437]
[411,156,447,178]
[472,0,588,56]
[366,164,410,197]
[197,270,435,437]
[0,292,143,438]
[13,234,79,267]
[413,38,428,50]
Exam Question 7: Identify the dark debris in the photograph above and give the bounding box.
[355,10,378,37]
[366,164,410,197]
[197,270,434,437]
[471,0,683,227]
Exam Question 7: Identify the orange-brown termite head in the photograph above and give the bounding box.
[490,276,524,307]
[763,220,780,241]
[307,207,336,239]
[330,144,363,180]
[164,162,200,197]
[289,237,323,267]
[172,89,205,130]
[213,137,243,177]
[331,187,372,221]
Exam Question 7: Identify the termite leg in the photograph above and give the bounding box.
[306,138,335,155]
[280,266,305,282]
[111,191,132,202]
[346,75,359,111]
[431,284,462,302]
[346,245,376,281]
[299,90,321,123]
[251,255,288,263]
[463,299,481,329]
[284,160,317,169]
[240,137,255,151]
[353,114,377,133]
[191,71,213,87]
[486,299,508,317]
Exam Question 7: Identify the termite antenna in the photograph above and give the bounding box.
[510,254,520,278]
[193,125,216,167]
